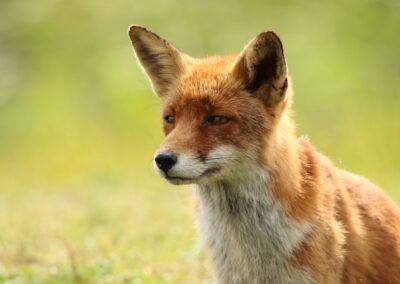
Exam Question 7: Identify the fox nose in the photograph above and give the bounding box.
[155,152,177,173]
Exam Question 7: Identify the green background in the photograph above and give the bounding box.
[0,0,399,283]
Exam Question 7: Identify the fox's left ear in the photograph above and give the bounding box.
[128,25,188,97]
[232,31,288,105]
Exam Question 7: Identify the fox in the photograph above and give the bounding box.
[128,25,400,284]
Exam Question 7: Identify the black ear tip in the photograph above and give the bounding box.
[128,25,158,42]
[128,25,164,45]
[257,31,284,49]
[128,25,145,38]
[256,31,283,53]
[263,31,280,37]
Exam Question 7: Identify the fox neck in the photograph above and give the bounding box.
[262,114,320,221]
[193,124,315,283]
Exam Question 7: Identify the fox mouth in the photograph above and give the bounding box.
[166,167,221,184]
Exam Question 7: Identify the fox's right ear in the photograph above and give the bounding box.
[128,25,188,97]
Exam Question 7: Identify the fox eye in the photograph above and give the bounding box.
[164,115,175,124]
[204,115,230,125]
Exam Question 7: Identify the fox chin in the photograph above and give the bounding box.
[128,25,400,284]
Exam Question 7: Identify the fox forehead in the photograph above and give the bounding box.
[165,56,240,97]
[163,78,241,115]
[161,56,253,117]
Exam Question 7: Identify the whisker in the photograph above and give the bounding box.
[205,156,234,161]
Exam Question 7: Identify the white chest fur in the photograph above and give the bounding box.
[194,173,314,284]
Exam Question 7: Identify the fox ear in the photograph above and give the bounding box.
[128,25,188,96]
[232,31,288,104]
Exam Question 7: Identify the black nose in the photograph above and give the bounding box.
[155,152,177,173]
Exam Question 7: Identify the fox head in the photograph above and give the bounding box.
[128,26,293,185]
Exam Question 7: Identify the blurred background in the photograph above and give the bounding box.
[0,0,399,283]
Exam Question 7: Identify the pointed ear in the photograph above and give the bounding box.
[128,25,188,96]
[232,31,288,104]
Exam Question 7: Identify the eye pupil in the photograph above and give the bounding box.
[204,115,230,125]
[164,115,175,123]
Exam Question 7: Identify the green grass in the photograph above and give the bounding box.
[0,185,210,284]
[0,0,399,282]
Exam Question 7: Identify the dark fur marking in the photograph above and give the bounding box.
[246,47,279,93]
[221,182,241,216]
[197,151,206,162]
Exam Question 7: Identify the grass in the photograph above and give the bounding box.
[0,184,210,284]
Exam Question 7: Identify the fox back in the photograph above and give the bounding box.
[128,26,400,284]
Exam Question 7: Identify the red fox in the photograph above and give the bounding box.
[128,25,400,283]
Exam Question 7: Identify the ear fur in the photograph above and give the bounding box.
[232,31,288,105]
[128,25,188,96]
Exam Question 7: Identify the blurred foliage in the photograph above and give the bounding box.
[0,0,399,283]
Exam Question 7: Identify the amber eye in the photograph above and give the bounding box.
[164,115,175,124]
[204,115,230,125]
